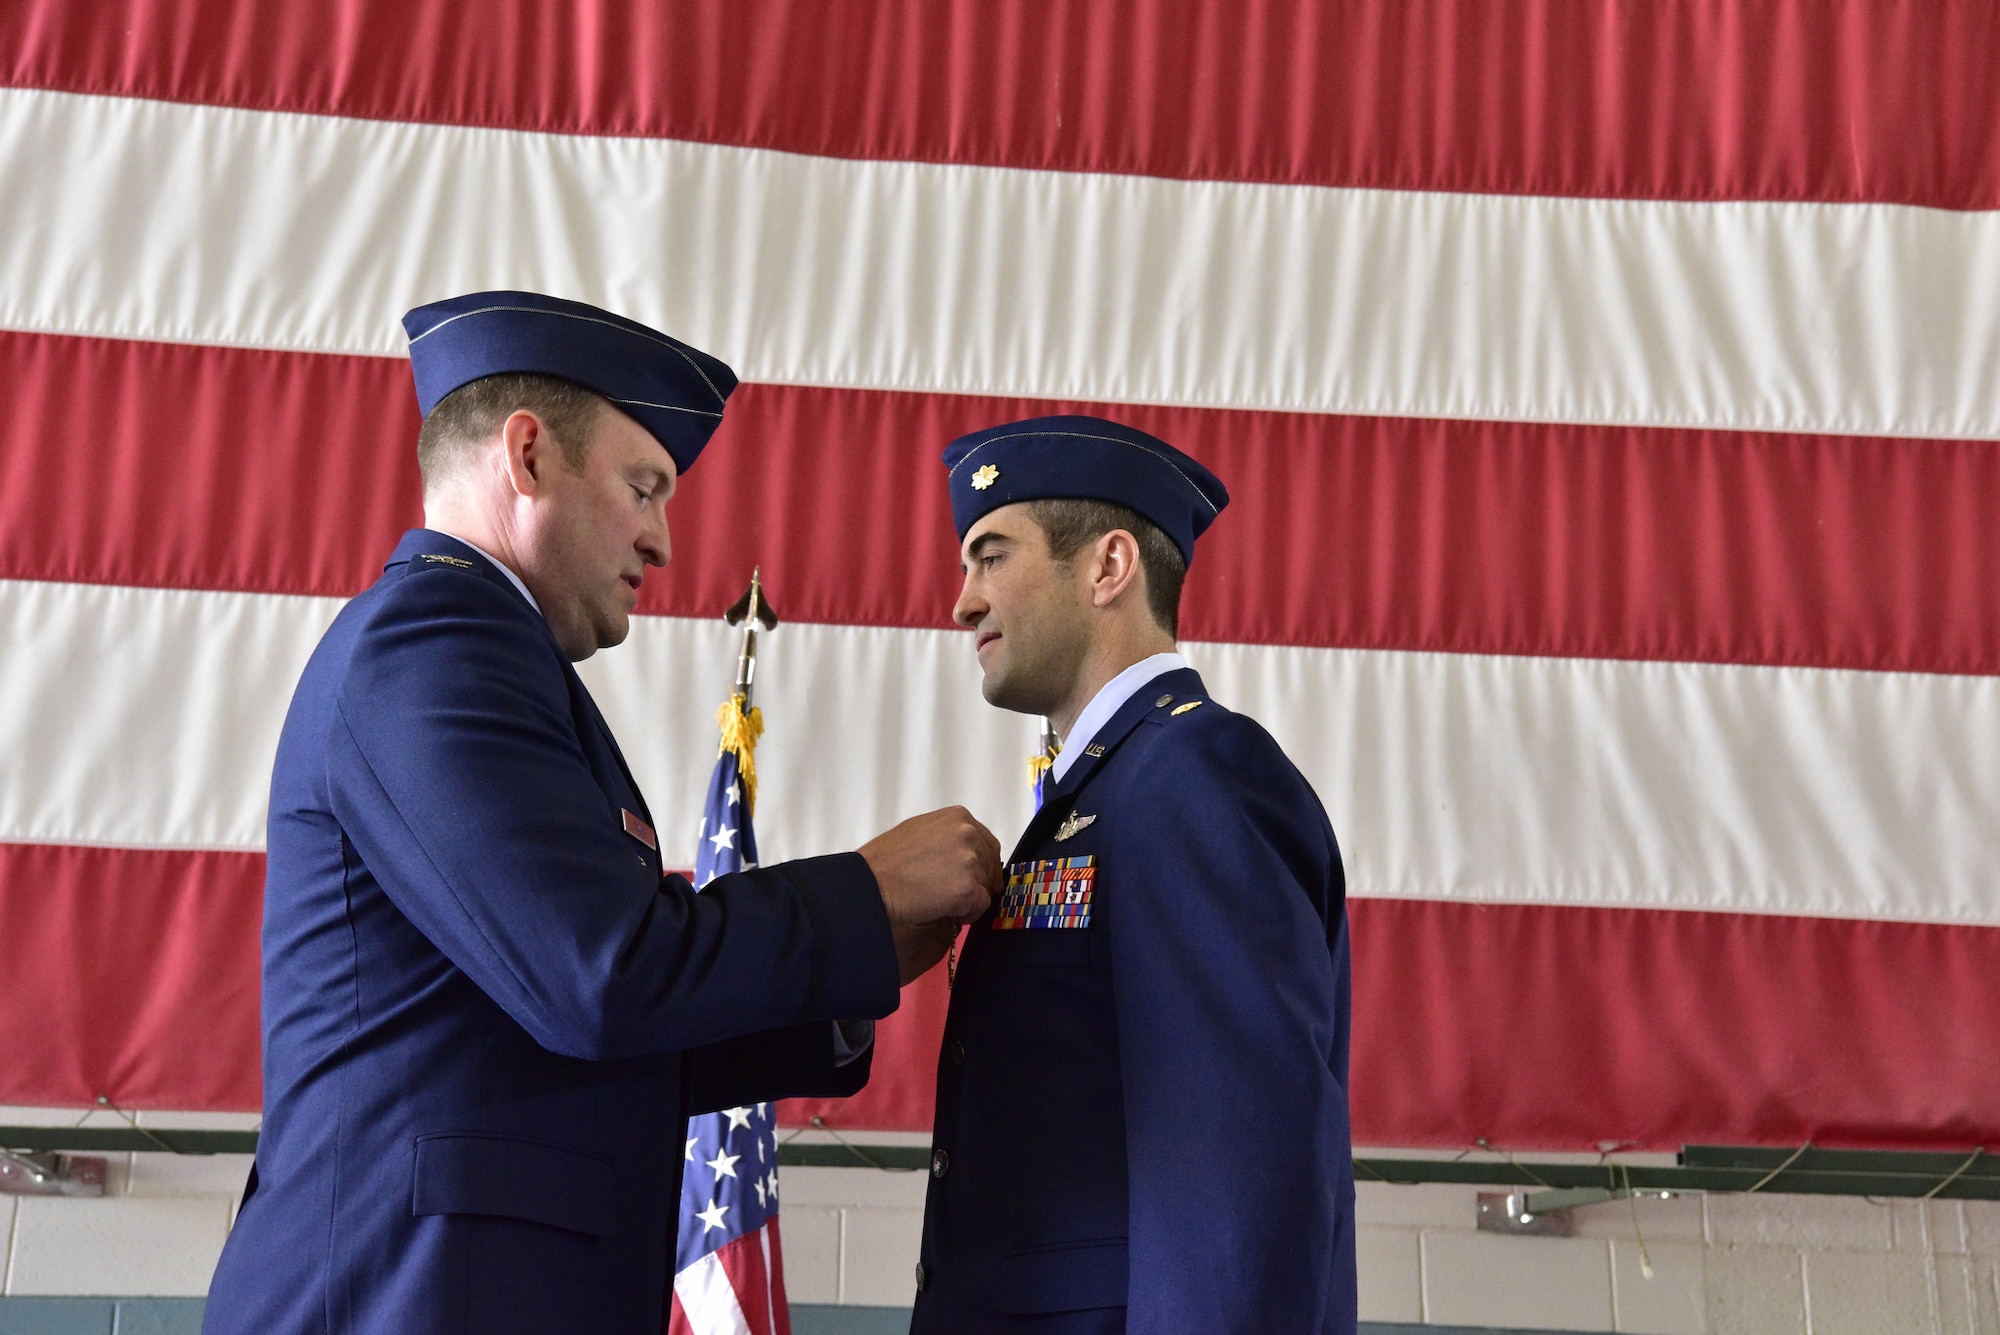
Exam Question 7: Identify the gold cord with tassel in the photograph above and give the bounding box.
[715,693,764,816]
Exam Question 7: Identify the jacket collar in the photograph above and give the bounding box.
[386,529,538,616]
[1016,665,1207,849]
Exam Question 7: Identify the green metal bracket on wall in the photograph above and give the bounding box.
[2,1126,1992,1201]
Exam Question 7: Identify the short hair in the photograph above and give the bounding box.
[1021,498,1187,638]
[414,372,605,491]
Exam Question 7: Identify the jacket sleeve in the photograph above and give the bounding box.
[325,567,901,1061]
[685,1020,875,1116]
[1109,713,1355,1334]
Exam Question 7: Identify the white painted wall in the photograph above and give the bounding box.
[5,1107,1995,1331]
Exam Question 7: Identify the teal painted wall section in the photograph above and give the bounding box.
[0,1297,202,1334]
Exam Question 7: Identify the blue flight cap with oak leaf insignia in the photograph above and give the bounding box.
[942,415,1230,565]
[402,291,737,474]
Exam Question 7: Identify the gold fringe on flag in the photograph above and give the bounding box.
[716,693,765,816]
[1026,751,1054,790]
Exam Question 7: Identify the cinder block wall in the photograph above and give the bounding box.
[779,1167,2000,1332]
[4,1108,1996,1332]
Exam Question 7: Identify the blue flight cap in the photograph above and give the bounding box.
[402,291,737,474]
[942,415,1229,566]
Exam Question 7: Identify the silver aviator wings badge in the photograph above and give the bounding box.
[1053,810,1096,842]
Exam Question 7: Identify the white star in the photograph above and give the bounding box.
[753,1177,768,1208]
[707,1148,741,1179]
[724,784,740,808]
[695,1197,730,1232]
[709,826,738,852]
[766,1171,780,1205]
[684,1136,698,1162]
[755,1103,769,1120]
[723,1106,754,1130]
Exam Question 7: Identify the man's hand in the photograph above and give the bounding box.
[860,806,1002,927]
[893,921,960,986]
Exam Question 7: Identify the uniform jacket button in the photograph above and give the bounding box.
[947,1038,966,1066]
[931,1148,951,1179]
[915,1261,930,1291]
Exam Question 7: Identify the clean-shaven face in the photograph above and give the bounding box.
[523,405,676,660]
[952,504,1092,716]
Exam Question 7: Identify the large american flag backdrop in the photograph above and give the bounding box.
[1,3,1996,1155]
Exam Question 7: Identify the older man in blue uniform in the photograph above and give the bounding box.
[912,417,1356,1333]
[204,292,998,1334]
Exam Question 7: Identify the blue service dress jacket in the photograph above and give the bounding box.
[204,530,900,1335]
[911,667,1356,1334]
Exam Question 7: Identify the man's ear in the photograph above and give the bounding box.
[500,410,549,498]
[1087,529,1143,610]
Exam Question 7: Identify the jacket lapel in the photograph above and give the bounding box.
[388,530,655,828]
[1012,667,1206,858]
[573,684,653,827]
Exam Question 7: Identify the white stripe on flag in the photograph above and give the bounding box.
[4,578,1997,925]
[673,1249,754,1335]
[0,87,1996,439]
[759,1226,780,1333]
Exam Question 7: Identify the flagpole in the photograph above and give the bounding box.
[725,566,779,714]
[718,569,780,816]
[673,569,790,1334]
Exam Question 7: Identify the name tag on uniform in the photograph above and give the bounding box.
[621,808,657,850]
[993,856,1095,930]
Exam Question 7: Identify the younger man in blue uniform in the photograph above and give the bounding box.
[912,416,1357,1333]
[205,293,998,1334]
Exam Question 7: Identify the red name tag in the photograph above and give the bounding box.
[621,809,657,850]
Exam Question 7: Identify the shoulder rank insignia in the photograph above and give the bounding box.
[419,552,475,569]
[1171,700,1203,716]
[994,855,1095,929]
[1053,810,1096,841]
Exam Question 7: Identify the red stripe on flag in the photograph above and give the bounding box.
[0,331,423,600]
[7,330,1997,677]
[1346,899,2000,1152]
[11,838,2000,1149]
[0,842,262,1110]
[668,1225,789,1335]
[3,0,1994,208]
[792,898,2000,1151]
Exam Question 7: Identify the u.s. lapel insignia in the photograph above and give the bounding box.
[1083,743,1106,757]
[1053,810,1096,842]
